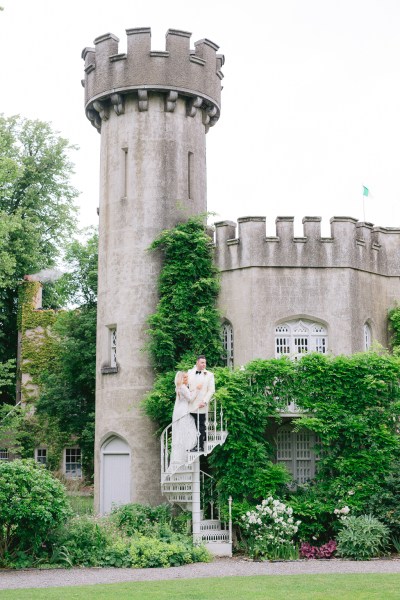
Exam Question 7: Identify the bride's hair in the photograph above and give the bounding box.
[174,371,186,387]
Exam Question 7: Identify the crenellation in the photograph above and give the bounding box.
[94,32,119,58]
[302,216,321,240]
[275,216,294,241]
[214,220,236,245]
[82,27,223,132]
[329,216,358,239]
[166,28,191,54]
[214,215,400,276]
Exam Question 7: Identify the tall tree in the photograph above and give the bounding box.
[0,114,78,375]
[36,231,98,478]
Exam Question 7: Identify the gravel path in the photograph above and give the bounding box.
[1,558,400,590]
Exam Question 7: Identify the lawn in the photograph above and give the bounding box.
[1,573,399,600]
[67,494,94,516]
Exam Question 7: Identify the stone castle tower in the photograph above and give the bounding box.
[82,28,224,511]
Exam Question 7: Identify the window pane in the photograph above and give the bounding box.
[222,322,234,367]
[65,448,82,478]
[110,328,117,367]
[0,449,9,460]
[275,320,327,359]
[36,448,47,465]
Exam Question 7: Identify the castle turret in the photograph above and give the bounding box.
[82,27,224,512]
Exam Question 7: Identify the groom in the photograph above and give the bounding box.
[188,355,215,452]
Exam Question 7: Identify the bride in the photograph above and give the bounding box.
[169,371,200,467]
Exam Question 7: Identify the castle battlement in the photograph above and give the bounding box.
[82,28,224,132]
[214,216,400,276]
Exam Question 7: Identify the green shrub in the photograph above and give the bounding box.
[129,535,210,568]
[55,515,114,566]
[365,461,400,540]
[111,503,173,537]
[51,505,207,568]
[0,459,70,566]
[289,489,338,544]
[336,515,390,560]
[102,539,132,568]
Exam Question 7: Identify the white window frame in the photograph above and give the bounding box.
[275,319,328,359]
[64,447,82,479]
[35,447,47,465]
[222,321,234,368]
[364,322,372,351]
[276,425,320,484]
[0,449,9,460]
[110,327,117,368]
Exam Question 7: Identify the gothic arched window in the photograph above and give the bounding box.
[364,322,372,351]
[222,321,234,368]
[275,319,327,359]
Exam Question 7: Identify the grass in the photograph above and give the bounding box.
[1,573,400,600]
[67,494,94,516]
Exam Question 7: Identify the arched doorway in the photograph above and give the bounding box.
[100,436,131,514]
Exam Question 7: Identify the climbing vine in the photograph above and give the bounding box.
[388,305,400,353]
[146,216,224,373]
[17,281,60,403]
[143,216,225,429]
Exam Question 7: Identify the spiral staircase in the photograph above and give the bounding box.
[160,401,232,556]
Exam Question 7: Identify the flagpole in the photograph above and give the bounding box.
[362,185,368,222]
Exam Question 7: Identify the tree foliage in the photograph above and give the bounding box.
[36,232,98,477]
[147,217,224,372]
[0,114,78,372]
[388,305,400,353]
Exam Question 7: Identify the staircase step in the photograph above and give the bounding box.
[162,484,193,493]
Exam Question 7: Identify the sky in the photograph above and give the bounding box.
[1,0,400,236]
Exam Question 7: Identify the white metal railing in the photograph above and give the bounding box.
[161,399,226,478]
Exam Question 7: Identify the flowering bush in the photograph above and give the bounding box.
[300,540,337,559]
[241,497,300,559]
[334,505,350,518]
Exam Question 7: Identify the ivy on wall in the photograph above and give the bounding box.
[13,281,68,469]
[146,216,224,373]
[143,216,225,432]
[208,353,400,537]
[388,305,400,353]
[17,281,59,402]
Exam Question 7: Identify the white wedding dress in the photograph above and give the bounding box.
[169,385,198,467]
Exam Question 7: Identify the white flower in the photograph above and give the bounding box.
[341,506,350,515]
[348,490,355,496]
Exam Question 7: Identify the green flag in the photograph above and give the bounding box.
[363,186,369,197]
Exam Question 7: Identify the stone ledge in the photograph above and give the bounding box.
[101,365,119,375]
